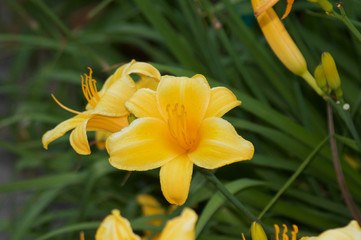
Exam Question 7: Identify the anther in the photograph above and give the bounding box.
[291,225,298,240]
[282,224,289,240]
[241,233,246,240]
[274,224,280,240]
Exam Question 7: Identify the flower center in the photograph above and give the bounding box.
[275,224,298,240]
[81,67,100,108]
[166,104,197,150]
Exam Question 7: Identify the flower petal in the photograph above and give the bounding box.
[70,119,91,155]
[158,208,197,240]
[95,209,141,240]
[160,154,193,205]
[125,61,161,82]
[93,75,137,117]
[106,117,184,171]
[189,117,254,169]
[157,75,211,135]
[135,76,159,91]
[87,115,129,133]
[205,87,241,118]
[42,114,88,150]
[125,88,162,119]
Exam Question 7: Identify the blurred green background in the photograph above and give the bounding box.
[1,0,361,239]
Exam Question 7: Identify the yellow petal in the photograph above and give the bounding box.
[125,89,162,119]
[106,118,184,171]
[135,76,159,91]
[157,75,211,136]
[137,194,165,227]
[95,209,141,240]
[158,208,197,240]
[125,61,161,82]
[97,60,136,96]
[137,194,165,217]
[254,0,279,17]
[189,117,254,169]
[93,75,137,116]
[70,119,91,155]
[310,220,361,240]
[160,154,193,205]
[87,115,129,133]
[42,114,89,150]
[205,87,241,118]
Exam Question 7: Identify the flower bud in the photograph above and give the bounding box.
[308,0,334,14]
[314,64,328,93]
[321,52,341,91]
[251,222,268,240]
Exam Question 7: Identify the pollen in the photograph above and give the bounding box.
[81,67,100,108]
[275,224,299,240]
[166,104,196,150]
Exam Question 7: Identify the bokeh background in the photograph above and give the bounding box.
[1,0,361,239]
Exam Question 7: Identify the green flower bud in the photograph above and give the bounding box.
[314,64,328,93]
[308,0,334,13]
[321,52,341,91]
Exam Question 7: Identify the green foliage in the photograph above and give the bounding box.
[1,0,361,239]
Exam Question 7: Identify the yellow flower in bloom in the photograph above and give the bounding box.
[251,0,323,96]
[95,208,197,240]
[301,220,361,240]
[42,60,161,155]
[95,209,141,240]
[254,0,294,19]
[106,75,254,205]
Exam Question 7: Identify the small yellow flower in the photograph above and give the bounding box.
[106,75,254,205]
[95,208,198,240]
[254,0,294,19]
[42,60,160,155]
[301,220,361,240]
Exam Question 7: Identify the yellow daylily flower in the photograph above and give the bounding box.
[301,220,361,240]
[95,208,198,240]
[107,75,254,205]
[42,60,161,155]
[254,0,294,19]
[251,0,323,96]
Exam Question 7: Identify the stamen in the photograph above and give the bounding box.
[81,67,100,108]
[241,233,246,240]
[282,224,289,240]
[51,94,82,115]
[291,225,298,240]
[80,231,85,240]
[166,103,195,149]
[274,224,280,240]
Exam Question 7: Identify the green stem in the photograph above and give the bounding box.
[327,102,361,224]
[300,71,325,96]
[334,4,361,42]
[198,168,257,223]
[258,136,330,220]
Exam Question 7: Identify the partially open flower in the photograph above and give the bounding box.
[42,60,160,155]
